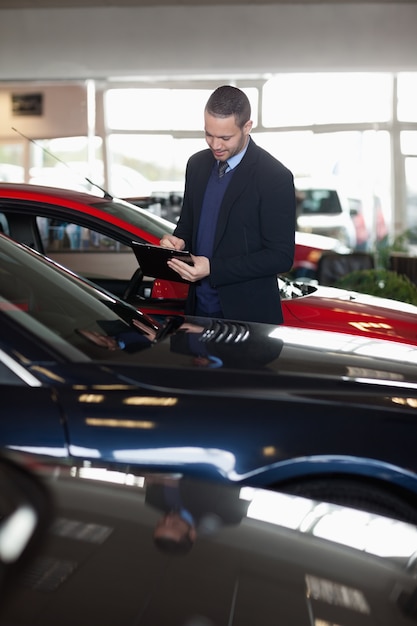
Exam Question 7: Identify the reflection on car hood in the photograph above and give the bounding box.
[1,454,417,626]
[88,318,417,391]
[16,310,417,396]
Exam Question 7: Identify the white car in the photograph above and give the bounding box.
[296,178,358,249]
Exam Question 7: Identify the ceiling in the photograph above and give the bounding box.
[1,0,415,7]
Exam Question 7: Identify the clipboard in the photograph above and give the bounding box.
[131,241,193,283]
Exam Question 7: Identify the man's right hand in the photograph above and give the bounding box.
[160,234,186,250]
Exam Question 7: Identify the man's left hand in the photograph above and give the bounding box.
[167,255,210,282]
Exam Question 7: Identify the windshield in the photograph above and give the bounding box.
[297,189,342,215]
[91,198,175,239]
[0,235,171,361]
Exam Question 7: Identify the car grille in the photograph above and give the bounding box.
[200,320,250,344]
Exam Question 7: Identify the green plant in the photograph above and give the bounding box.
[334,268,417,305]
[375,228,417,270]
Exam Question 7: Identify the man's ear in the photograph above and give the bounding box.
[244,120,253,135]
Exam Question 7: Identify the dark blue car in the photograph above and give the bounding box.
[1,232,417,523]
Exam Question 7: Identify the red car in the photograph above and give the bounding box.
[279,276,417,345]
[0,182,339,294]
[292,230,350,278]
[1,182,416,346]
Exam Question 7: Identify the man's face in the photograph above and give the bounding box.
[154,511,196,543]
[204,112,252,163]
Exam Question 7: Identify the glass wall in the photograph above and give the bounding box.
[398,73,417,235]
[1,73,417,245]
[101,75,398,247]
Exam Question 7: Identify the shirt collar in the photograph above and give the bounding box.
[225,138,250,171]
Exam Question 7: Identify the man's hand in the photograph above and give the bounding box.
[167,255,210,283]
[160,234,185,250]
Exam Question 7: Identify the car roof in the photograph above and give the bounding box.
[0,181,110,206]
[0,181,176,240]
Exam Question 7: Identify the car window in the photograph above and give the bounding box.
[1,192,176,283]
[347,198,362,216]
[37,217,138,281]
[40,218,131,253]
[92,199,175,240]
[0,212,10,236]
[297,189,342,215]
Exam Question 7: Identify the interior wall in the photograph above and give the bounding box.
[0,3,416,81]
[0,85,88,139]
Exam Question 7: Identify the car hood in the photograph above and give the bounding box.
[20,316,417,407]
[16,309,417,394]
[1,453,417,626]
[307,283,417,316]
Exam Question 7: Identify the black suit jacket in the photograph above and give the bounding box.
[174,137,296,324]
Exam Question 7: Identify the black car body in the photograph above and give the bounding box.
[1,452,417,626]
[1,232,417,523]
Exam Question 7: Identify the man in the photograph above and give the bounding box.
[145,475,249,555]
[160,85,296,324]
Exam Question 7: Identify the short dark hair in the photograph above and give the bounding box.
[205,85,251,128]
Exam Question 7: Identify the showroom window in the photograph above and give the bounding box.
[1,74,417,236]
[28,136,104,194]
[104,86,259,193]
[262,73,392,126]
[397,73,417,122]
[105,87,259,131]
